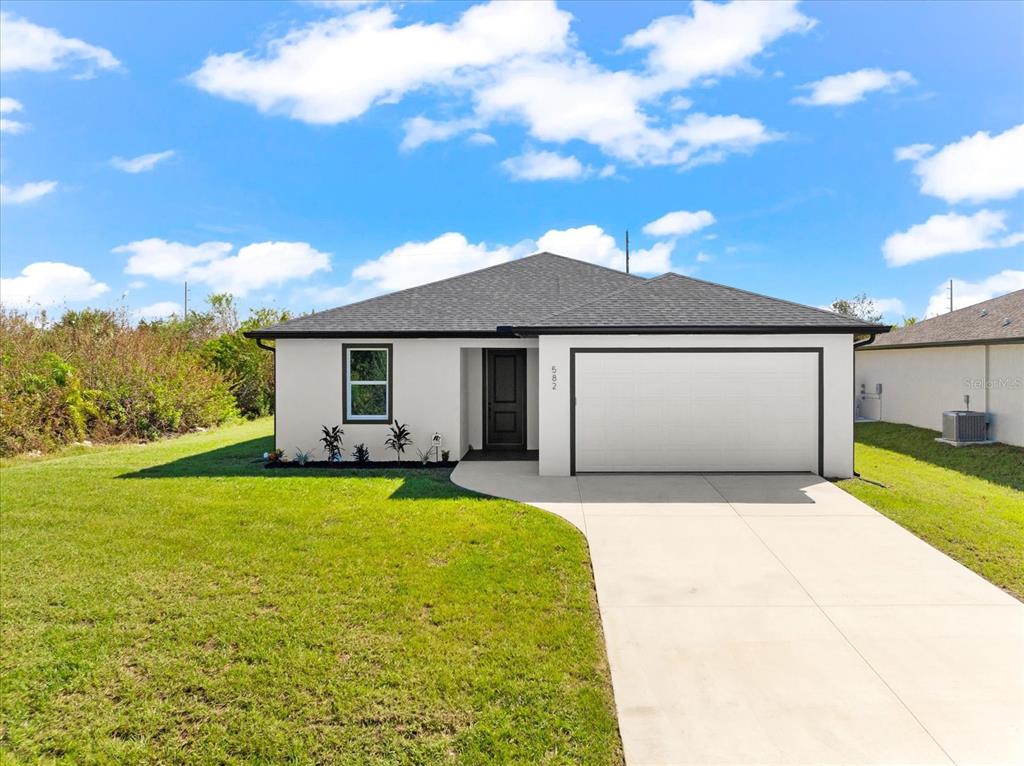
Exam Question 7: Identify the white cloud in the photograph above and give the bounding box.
[793,68,914,106]
[536,224,673,274]
[192,1,804,171]
[0,97,27,133]
[134,301,182,321]
[128,280,147,290]
[118,239,233,280]
[882,210,1023,266]
[0,118,27,134]
[401,116,482,151]
[871,297,906,316]
[303,220,685,307]
[0,181,58,204]
[111,150,176,174]
[475,55,779,167]
[643,209,715,237]
[501,149,588,181]
[894,143,933,162]
[924,270,1024,317]
[193,242,331,295]
[0,262,109,309]
[467,131,496,146]
[190,2,571,124]
[623,0,815,90]
[352,231,532,291]
[906,124,1024,204]
[0,12,120,75]
[116,238,331,296]
[696,252,713,263]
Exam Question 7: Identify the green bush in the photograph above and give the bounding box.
[0,307,240,455]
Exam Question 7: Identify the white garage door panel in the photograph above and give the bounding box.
[575,352,819,472]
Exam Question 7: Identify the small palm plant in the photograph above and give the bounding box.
[352,443,370,464]
[320,424,344,462]
[384,420,412,464]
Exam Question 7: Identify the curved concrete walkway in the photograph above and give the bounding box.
[452,461,1024,766]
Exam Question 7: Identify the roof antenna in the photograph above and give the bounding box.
[625,230,630,274]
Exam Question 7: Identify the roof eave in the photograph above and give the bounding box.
[858,336,1024,351]
[244,329,517,340]
[501,324,890,336]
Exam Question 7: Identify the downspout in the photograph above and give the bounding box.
[851,333,878,478]
[254,338,277,450]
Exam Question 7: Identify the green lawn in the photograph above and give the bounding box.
[0,420,622,765]
[840,421,1024,600]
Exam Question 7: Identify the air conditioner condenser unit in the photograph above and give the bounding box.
[941,411,987,443]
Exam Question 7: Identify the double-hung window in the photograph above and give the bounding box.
[344,344,392,423]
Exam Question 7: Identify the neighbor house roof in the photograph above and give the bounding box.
[503,272,885,334]
[860,289,1024,349]
[247,252,886,338]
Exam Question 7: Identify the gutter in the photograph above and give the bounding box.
[500,324,891,336]
[252,337,277,448]
[853,334,879,349]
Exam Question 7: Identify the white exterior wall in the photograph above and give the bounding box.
[275,337,537,460]
[989,344,1024,446]
[538,334,855,478]
[856,343,1023,446]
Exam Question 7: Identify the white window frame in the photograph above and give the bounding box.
[344,345,391,423]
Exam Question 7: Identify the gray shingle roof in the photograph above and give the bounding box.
[505,272,886,333]
[248,253,642,337]
[248,253,886,338]
[861,289,1024,349]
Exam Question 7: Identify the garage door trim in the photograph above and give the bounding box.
[569,347,824,476]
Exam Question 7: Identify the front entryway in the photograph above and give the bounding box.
[484,349,526,450]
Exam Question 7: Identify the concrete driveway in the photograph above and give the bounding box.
[451,462,1024,766]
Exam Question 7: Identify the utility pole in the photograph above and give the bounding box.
[625,230,630,274]
[948,279,953,313]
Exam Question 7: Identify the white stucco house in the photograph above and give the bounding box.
[856,289,1024,446]
[247,253,886,477]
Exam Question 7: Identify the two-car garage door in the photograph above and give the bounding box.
[573,350,821,473]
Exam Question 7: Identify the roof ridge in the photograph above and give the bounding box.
[308,251,629,317]
[529,270,670,323]
[537,251,646,281]
[658,271,883,324]
[925,287,1024,323]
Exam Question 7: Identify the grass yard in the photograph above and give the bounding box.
[840,421,1024,600]
[0,420,622,765]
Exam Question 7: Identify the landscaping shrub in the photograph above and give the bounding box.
[0,297,284,455]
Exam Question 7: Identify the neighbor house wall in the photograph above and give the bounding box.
[275,337,537,461]
[855,342,1023,447]
[537,333,855,478]
[988,344,1024,446]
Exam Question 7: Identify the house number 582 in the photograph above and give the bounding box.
[551,365,558,390]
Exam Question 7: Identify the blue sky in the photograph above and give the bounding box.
[1,0,1022,322]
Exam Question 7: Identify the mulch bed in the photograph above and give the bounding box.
[265,460,459,470]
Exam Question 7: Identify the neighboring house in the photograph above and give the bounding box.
[247,253,884,476]
[856,290,1024,446]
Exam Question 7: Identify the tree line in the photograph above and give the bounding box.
[0,295,285,456]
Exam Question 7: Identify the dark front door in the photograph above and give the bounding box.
[484,349,526,450]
